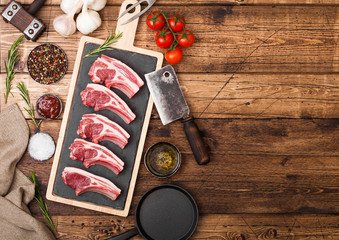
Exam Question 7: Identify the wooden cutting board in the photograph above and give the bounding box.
[46,0,163,217]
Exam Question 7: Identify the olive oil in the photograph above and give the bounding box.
[145,142,180,177]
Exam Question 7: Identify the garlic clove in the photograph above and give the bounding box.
[53,14,77,36]
[87,0,107,11]
[76,9,102,35]
[84,0,95,6]
[61,0,83,14]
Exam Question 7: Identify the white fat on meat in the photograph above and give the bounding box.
[88,55,143,98]
[80,83,136,124]
[69,138,124,175]
[62,167,121,201]
[77,113,130,149]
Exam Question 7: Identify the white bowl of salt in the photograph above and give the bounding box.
[28,132,55,161]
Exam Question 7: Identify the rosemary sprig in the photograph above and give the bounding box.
[4,35,24,104]
[17,82,42,129]
[28,172,57,233]
[85,31,123,57]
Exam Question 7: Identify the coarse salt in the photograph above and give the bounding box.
[28,132,55,161]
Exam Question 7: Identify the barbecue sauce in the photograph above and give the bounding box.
[36,94,62,119]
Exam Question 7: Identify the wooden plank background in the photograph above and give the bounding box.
[20,118,339,216]
[2,6,339,74]
[2,73,339,119]
[2,0,339,5]
[1,0,339,238]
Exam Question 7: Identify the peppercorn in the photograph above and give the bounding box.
[27,44,67,85]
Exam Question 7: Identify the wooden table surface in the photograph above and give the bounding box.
[1,0,339,239]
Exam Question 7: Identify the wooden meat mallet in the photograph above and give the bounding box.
[1,0,46,41]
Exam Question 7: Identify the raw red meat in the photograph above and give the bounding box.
[101,55,144,87]
[80,83,136,124]
[88,59,109,84]
[69,138,124,175]
[62,167,121,201]
[77,113,130,149]
[88,56,142,98]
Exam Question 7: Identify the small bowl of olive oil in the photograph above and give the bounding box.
[144,142,181,178]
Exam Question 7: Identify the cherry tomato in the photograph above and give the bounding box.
[168,14,186,32]
[155,30,174,49]
[165,47,183,64]
[146,12,165,31]
[176,29,195,48]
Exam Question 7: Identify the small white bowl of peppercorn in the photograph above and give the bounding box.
[27,43,67,84]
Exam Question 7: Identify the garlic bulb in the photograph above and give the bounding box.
[87,0,107,11]
[54,0,104,36]
[76,3,102,35]
[54,0,82,36]
[60,0,82,14]
[53,14,76,36]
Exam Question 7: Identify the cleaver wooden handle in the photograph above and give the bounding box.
[181,116,210,165]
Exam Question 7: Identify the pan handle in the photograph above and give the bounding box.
[106,227,139,240]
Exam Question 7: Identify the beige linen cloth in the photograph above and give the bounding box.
[0,104,55,240]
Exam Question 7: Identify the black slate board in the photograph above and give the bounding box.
[53,43,157,210]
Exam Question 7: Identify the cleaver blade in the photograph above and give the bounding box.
[145,65,189,125]
[145,65,210,165]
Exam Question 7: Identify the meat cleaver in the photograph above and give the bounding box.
[145,65,209,165]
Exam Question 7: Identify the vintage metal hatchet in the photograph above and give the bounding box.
[1,0,46,41]
[145,65,210,165]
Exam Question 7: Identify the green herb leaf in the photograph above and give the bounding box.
[85,31,123,57]
[4,35,24,104]
[28,172,57,233]
[17,82,42,129]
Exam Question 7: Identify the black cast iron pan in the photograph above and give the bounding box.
[108,184,199,240]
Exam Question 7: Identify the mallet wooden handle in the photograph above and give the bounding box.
[181,116,210,165]
[27,0,46,15]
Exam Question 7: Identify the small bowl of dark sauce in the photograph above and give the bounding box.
[144,142,181,178]
[36,94,63,120]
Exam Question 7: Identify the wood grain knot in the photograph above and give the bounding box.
[258,228,277,239]
[15,60,26,72]
[211,6,234,23]
[226,231,245,240]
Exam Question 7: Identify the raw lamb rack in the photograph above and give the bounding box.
[77,113,130,149]
[69,138,124,175]
[88,55,144,98]
[80,83,136,124]
[62,167,121,201]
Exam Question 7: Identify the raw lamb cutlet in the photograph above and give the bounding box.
[88,56,142,98]
[80,83,136,124]
[62,167,121,201]
[69,138,124,175]
[100,55,144,88]
[77,113,130,149]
